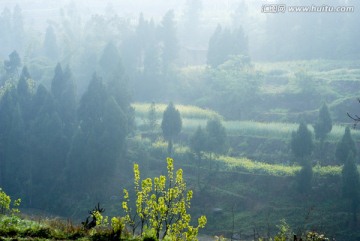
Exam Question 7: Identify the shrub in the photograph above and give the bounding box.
[0,188,20,216]
[122,158,207,240]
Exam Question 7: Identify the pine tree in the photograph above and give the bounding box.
[314,103,332,142]
[291,122,314,193]
[296,159,313,193]
[4,50,21,78]
[43,25,59,60]
[99,42,122,79]
[159,10,178,72]
[17,66,33,122]
[161,102,182,155]
[50,64,77,136]
[51,63,65,100]
[205,118,228,156]
[336,127,357,164]
[291,122,314,160]
[342,152,360,224]
[0,87,18,190]
[147,101,158,133]
[207,25,222,68]
[67,74,128,196]
[190,125,207,161]
[207,25,248,68]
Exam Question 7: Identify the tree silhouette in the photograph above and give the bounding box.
[336,127,357,164]
[205,118,228,156]
[43,25,59,60]
[314,103,332,142]
[4,50,21,77]
[291,122,313,161]
[342,152,360,224]
[190,125,207,161]
[161,102,182,155]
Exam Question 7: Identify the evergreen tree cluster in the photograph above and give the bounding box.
[289,106,360,222]
[0,54,133,212]
[113,10,179,102]
[207,25,248,68]
[190,118,228,161]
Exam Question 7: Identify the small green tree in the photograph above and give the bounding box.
[314,103,332,142]
[205,118,228,158]
[4,50,21,77]
[291,122,314,193]
[296,159,313,193]
[190,126,207,162]
[43,25,59,60]
[147,101,158,133]
[0,188,21,215]
[0,188,11,214]
[122,158,207,240]
[342,152,360,224]
[161,102,182,155]
[336,127,357,164]
[291,122,314,161]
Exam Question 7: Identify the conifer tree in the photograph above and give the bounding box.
[314,103,332,142]
[291,122,314,161]
[67,74,128,196]
[291,122,314,193]
[159,10,178,72]
[147,101,158,133]
[207,25,248,68]
[161,102,182,155]
[336,127,357,164]
[43,25,59,60]
[205,118,228,156]
[4,50,21,77]
[99,42,122,77]
[17,66,33,122]
[190,125,207,163]
[342,152,360,224]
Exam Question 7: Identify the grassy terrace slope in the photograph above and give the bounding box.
[132,103,360,142]
[133,102,360,178]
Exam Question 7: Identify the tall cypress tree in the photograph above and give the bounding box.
[291,122,314,193]
[4,50,21,78]
[161,102,182,155]
[67,74,128,197]
[314,103,332,142]
[190,125,207,162]
[17,66,33,122]
[28,85,67,208]
[43,25,59,60]
[342,152,360,224]
[205,118,228,156]
[291,122,314,161]
[336,127,357,164]
[0,87,19,192]
[159,10,178,72]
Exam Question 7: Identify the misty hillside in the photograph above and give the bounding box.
[0,0,360,240]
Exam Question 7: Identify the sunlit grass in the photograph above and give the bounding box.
[218,155,300,176]
[217,156,342,177]
[134,102,360,142]
[132,102,222,120]
[255,60,360,73]
[224,121,297,139]
[222,121,360,142]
